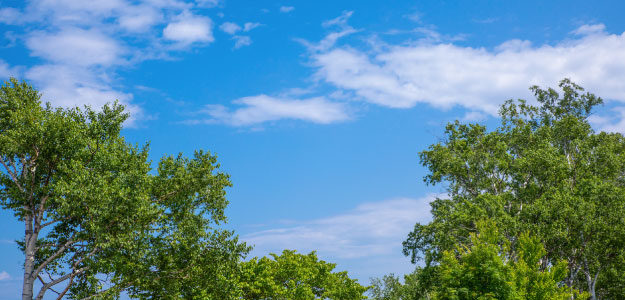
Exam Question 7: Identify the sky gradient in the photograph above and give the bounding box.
[2,0,625,298]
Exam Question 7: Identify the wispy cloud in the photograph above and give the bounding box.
[243,195,439,280]
[188,95,350,126]
[232,35,252,48]
[472,17,499,24]
[219,22,241,34]
[588,106,625,133]
[219,21,262,48]
[196,0,220,8]
[0,7,22,25]
[297,11,358,53]
[243,22,262,32]
[279,6,295,13]
[244,196,436,258]
[0,60,21,78]
[0,271,10,281]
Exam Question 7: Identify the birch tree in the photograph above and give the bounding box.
[403,79,625,299]
[0,78,248,300]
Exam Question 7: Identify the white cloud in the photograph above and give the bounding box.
[26,28,124,67]
[404,11,422,23]
[298,11,358,53]
[589,106,625,133]
[473,17,499,24]
[0,271,10,281]
[245,196,435,258]
[220,22,261,48]
[243,22,262,32]
[0,0,223,125]
[0,7,22,24]
[220,22,241,35]
[232,35,252,48]
[163,11,214,45]
[310,23,625,115]
[27,0,128,26]
[195,0,220,8]
[21,27,141,123]
[24,64,143,126]
[243,195,438,280]
[279,6,295,13]
[462,111,488,122]
[117,5,162,32]
[0,60,21,79]
[572,23,606,36]
[191,95,349,126]
[322,10,352,28]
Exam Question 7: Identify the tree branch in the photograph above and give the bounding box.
[78,283,129,300]
[33,234,77,278]
[0,158,23,191]
[35,266,89,300]
[34,195,50,230]
[56,274,74,300]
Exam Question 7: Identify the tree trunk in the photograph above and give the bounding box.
[585,269,599,300]
[22,212,35,300]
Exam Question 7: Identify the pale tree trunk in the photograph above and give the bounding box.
[583,260,600,300]
[586,272,597,300]
[22,211,36,300]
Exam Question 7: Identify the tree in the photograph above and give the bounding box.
[403,79,625,299]
[0,78,248,299]
[369,274,406,300]
[368,269,433,300]
[237,250,368,299]
[434,220,582,300]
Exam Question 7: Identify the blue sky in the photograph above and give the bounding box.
[2,0,625,297]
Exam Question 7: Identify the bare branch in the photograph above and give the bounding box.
[0,158,23,191]
[33,234,77,278]
[56,275,74,300]
[40,218,60,229]
[35,266,89,300]
[7,157,19,176]
[34,195,50,230]
[37,274,47,286]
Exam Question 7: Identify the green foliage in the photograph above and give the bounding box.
[403,79,625,298]
[369,274,405,300]
[238,250,368,299]
[434,220,582,300]
[368,269,432,300]
[0,78,248,299]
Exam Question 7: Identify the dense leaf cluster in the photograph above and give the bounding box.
[239,250,368,299]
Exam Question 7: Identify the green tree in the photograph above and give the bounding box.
[0,78,248,299]
[238,250,368,299]
[368,269,433,300]
[434,220,581,300]
[403,79,625,299]
[369,274,406,300]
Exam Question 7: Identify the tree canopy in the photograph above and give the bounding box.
[0,78,248,299]
[238,250,368,300]
[434,220,582,300]
[402,79,625,299]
